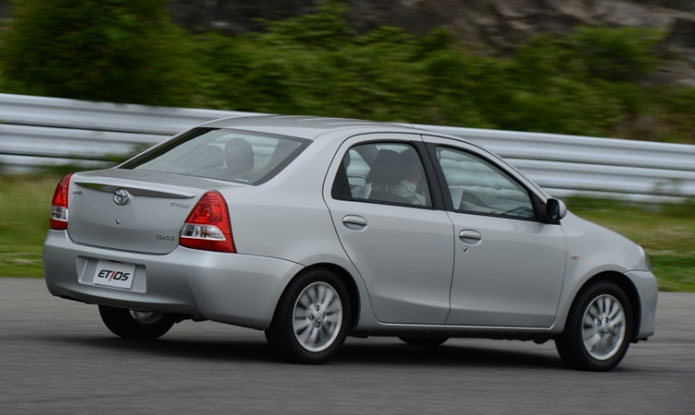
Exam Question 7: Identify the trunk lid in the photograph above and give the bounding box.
[67,169,239,254]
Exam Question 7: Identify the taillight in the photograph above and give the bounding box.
[179,190,235,253]
[49,173,73,230]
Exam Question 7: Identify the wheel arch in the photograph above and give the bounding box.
[569,271,642,341]
[275,263,361,329]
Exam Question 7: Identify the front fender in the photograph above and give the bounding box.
[550,212,655,337]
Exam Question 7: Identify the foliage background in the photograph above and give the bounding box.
[1,0,693,143]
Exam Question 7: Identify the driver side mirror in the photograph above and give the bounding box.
[545,198,567,223]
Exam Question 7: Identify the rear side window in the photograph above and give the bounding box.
[332,142,432,208]
[121,128,308,185]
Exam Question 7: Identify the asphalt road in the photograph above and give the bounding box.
[1,278,693,415]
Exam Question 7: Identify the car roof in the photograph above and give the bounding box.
[199,115,439,141]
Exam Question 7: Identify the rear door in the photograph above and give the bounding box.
[323,134,454,324]
[423,135,567,328]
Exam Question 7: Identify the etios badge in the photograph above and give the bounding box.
[113,189,131,205]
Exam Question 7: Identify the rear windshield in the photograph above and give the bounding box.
[121,128,309,185]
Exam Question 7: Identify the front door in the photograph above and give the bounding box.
[425,136,567,327]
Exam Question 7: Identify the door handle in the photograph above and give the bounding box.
[342,215,368,230]
[459,229,482,244]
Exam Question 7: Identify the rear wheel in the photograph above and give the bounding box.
[98,305,175,340]
[265,269,351,364]
[555,281,633,371]
[399,337,449,347]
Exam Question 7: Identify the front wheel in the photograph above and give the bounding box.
[555,281,633,371]
[265,269,351,364]
[99,305,176,340]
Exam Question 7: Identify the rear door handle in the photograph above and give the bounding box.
[459,229,482,244]
[342,215,368,230]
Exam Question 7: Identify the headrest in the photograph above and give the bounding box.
[343,149,351,168]
[365,149,401,186]
[225,138,254,175]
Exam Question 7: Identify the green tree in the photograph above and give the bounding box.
[571,26,662,81]
[2,0,691,143]
[1,0,194,105]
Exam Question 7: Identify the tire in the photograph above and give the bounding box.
[265,269,351,364]
[98,305,176,340]
[399,336,449,347]
[555,281,634,371]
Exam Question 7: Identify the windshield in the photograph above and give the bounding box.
[121,128,309,184]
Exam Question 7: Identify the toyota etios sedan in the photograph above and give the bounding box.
[43,116,657,370]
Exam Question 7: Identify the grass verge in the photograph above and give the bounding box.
[0,174,62,277]
[1,174,693,291]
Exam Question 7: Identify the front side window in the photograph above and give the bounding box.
[332,142,432,208]
[436,146,535,219]
[121,128,307,185]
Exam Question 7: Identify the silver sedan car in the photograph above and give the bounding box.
[43,116,657,370]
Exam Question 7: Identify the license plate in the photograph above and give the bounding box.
[93,260,135,289]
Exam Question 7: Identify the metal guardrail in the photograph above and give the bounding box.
[1,93,693,202]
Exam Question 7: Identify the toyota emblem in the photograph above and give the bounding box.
[113,189,131,205]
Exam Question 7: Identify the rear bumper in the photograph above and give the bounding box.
[626,269,658,340]
[43,230,303,330]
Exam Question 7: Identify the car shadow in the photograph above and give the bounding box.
[39,334,567,370]
[338,342,565,369]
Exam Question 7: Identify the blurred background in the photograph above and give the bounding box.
[0,0,693,140]
[0,0,693,291]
